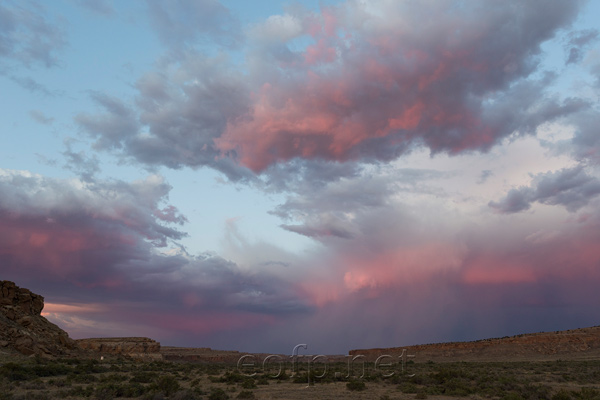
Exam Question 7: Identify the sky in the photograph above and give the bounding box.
[1,0,600,355]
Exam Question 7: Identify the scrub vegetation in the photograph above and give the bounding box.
[1,356,600,400]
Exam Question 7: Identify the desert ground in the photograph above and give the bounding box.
[1,353,600,400]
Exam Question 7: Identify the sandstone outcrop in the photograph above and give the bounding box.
[350,326,600,362]
[0,280,76,357]
[161,346,246,363]
[76,337,162,360]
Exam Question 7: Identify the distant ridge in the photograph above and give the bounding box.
[350,326,600,362]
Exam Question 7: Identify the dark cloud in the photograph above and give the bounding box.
[489,166,600,213]
[260,196,600,354]
[248,191,600,354]
[260,159,361,193]
[478,73,589,141]
[0,2,66,68]
[570,111,600,164]
[565,29,598,65]
[75,92,139,150]
[129,54,252,179]
[61,143,100,182]
[75,54,254,181]
[35,153,58,167]
[271,172,395,219]
[271,166,451,239]
[592,62,600,89]
[9,75,61,96]
[0,171,186,251]
[76,0,115,17]
[115,251,311,316]
[0,169,311,341]
[539,105,600,166]
[29,109,54,125]
[281,215,359,239]
[478,170,493,184]
[533,167,600,210]
[146,0,243,50]
[488,187,535,214]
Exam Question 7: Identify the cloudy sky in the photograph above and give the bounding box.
[2,0,600,355]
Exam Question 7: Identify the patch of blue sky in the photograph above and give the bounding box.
[160,167,314,257]
[536,0,600,100]
[1,1,158,178]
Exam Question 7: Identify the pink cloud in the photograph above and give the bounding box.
[213,2,582,172]
[215,46,492,171]
[462,265,537,285]
[304,38,337,65]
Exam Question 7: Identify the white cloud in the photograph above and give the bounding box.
[250,14,303,43]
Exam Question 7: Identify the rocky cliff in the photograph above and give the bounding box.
[76,337,162,360]
[0,280,76,357]
[350,326,600,362]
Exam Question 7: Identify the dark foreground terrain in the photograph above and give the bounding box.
[1,354,600,400]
